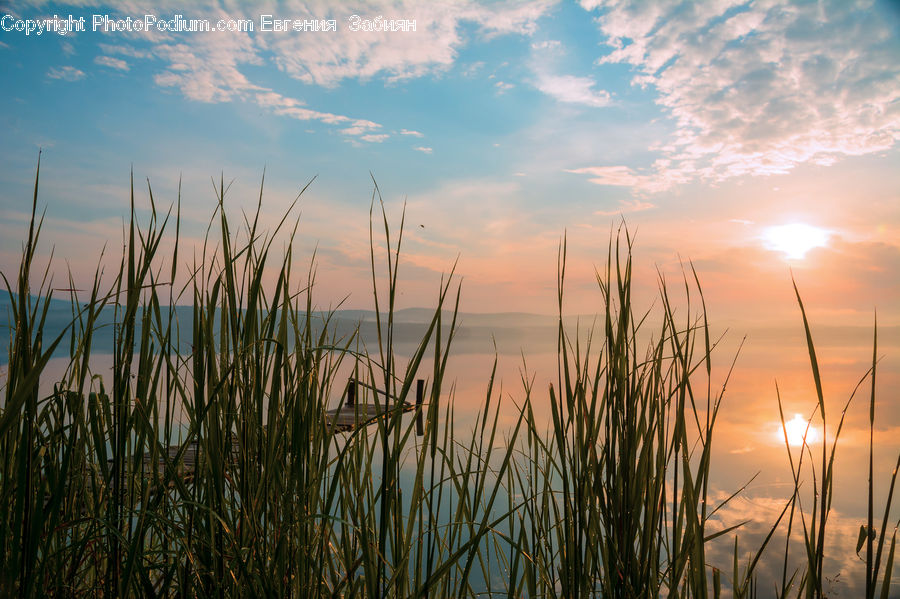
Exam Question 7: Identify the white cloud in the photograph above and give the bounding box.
[32,0,554,143]
[138,30,392,141]
[268,101,350,125]
[257,91,388,138]
[414,146,433,154]
[566,163,684,194]
[258,1,556,87]
[340,121,382,137]
[95,56,129,71]
[531,40,562,50]
[151,34,264,103]
[47,66,85,81]
[582,0,900,188]
[594,198,654,216]
[460,61,486,77]
[535,73,611,107]
[568,166,641,187]
[98,44,152,59]
[400,129,424,137]
[495,80,515,93]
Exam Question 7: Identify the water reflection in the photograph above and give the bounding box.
[780,413,822,446]
[4,306,898,594]
[432,311,899,594]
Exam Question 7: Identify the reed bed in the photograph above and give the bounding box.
[1,159,897,597]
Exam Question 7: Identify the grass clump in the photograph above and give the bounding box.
[0,159,897,597]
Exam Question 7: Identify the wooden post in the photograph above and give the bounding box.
[416,378,425,437]
[346,378,356,407]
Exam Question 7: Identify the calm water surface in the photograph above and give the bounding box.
[3,302,899,595]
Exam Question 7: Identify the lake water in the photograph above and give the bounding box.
[2,296,898,595]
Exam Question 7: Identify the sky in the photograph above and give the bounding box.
[1,0,898,327]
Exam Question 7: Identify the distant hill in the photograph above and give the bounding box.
[3,295,894,367]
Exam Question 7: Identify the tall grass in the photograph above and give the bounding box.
[0,160,897,597]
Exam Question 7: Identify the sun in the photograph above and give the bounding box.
[763,223,830,259]
[781,413,820,447]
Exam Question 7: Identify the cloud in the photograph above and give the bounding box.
[528,36,611,108]
[98,44,152,59]
[460,61,486,77]
[535,73,611,107]
[566,165,675,193]
[495,80,515,93]
[134,30,392,141]
[258,1,556,87]
[256,91,392,141]
[581,0,900,188]
[531,40,562,50]
[47,66,85,81]
[400,129,424,137]
[593,198,654,216]
[700,491,872,594]
[94,56,129,71]
[414,146,433,154]
[28,1,553,143]
[796,236,900,306]
[151,34,264,103]
[340,121,383,137]
[567,166,639,186]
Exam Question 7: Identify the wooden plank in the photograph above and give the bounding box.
[110,436,240,478]
[113,377,426,481]
[325,376,425,434]
[324,402,414,432]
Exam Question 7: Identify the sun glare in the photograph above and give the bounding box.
[763,223,829,259]
[780,413,820,447]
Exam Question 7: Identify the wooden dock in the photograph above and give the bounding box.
[106,378,426,482]
[324,378,425,434]
[324,401,416,432]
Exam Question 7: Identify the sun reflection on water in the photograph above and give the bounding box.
[778,412,821,446]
